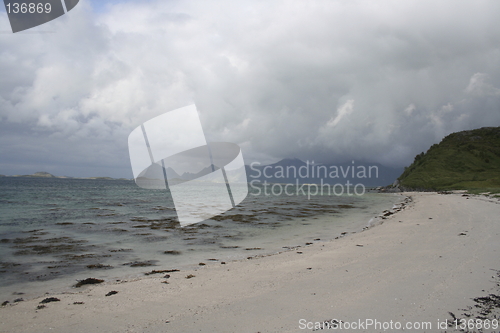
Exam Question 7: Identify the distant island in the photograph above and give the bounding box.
[394,126,500,193]
[0,171,131,181]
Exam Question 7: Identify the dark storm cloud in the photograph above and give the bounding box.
[1,0,500,177]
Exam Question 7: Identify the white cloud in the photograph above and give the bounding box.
[465,73,500,97]
[326,100,354,128]
[404,104,415,116]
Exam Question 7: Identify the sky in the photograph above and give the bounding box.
[1,0,500,178]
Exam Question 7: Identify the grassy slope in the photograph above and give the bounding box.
[398,127,500,192]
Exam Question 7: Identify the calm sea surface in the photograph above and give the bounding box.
[0,177,402,300]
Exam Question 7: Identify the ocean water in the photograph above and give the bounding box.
[0,177,402,300]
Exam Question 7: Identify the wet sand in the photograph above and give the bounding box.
[1,192,499,333]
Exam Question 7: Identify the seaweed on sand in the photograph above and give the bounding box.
[40,297,60,304]
[86,263,113,269]
[123,260,158,267]
[74,278,104,288]
[163,250,182,255]
[144,269,179,276]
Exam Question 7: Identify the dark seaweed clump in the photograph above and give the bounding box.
[74,278,104,288]
[210,214,258,223]
[86,264,113,269]
[11,236,90,256]
[163,250,182,255]
[123,260,157,267]
[446,269,500,331]
[144,269,179,276]
[40,297,60,304]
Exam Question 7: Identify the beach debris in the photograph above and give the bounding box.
[221,262,226,265]
[73,301,84,305]
[245,247,262,250]
[1,301,9,306]
[86,263,113,269]
[185,274,195,279]
[458,232,467,236]
[297,251,303,254]
[445,269,500,327]
[307,268,312,270]
[314,238,320,241]
[356,244,364,247]
[123,260,157,267]
[13,298,24,302]
[105,291,118,297]
[144,269,180,276]
[74,278,104,288]
[305,242,313,245]
[40,297,60,304]
[163,274,170,279]
[163,250,182,255]
[36,305,46,309]
[199,262,206,266]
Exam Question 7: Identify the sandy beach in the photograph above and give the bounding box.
[1,192,499,333]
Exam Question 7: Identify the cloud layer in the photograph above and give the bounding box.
[1,0,500,177]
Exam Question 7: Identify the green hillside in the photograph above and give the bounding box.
[397,127,500,192]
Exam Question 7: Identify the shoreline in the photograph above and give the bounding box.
[0,189,407,304]
[1,192,499,332]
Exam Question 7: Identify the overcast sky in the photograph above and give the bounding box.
[1,0,500,178]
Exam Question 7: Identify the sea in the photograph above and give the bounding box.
[0,177,403,301]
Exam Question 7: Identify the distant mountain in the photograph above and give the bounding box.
[397,127,500,191]
[137,163,181,181]
[246,158,403,187]
[180,165,214,180]
[136,157,401,187]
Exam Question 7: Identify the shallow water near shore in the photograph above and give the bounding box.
[0,177,401,300]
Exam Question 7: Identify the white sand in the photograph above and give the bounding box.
[1,192,499,333]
